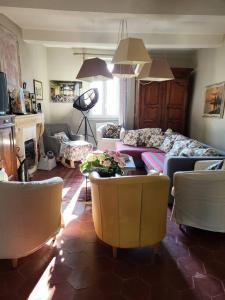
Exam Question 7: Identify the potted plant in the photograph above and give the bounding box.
[80,151,125,177]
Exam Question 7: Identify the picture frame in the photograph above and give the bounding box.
[203,82,225,118]
[33,79,43,100]
[49,80,82,103]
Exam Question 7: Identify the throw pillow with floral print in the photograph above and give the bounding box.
[103,124,122,139]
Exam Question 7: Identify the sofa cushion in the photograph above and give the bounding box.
[123,130,140,146]
[166,139,192,156]
[159,134,186,153]
[141,152,165,173]
[116,141,164,159]
[53,131,70,143]
[179,147,221,157]
[103,124,122,139]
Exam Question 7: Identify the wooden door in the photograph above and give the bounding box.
[163,79,188,134]
[0,119,17,180]
[136,81,165,128]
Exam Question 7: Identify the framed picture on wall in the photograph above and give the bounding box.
[203,82,225,118]
[33,79,43,100]
[49,80,82,103]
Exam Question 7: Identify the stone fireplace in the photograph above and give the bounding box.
[15,114,44,174]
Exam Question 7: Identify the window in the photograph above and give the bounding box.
[89,64,120,119]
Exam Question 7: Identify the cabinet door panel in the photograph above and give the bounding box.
[0,125,17,179]
[165,80,188,134]
[138,82,164,128]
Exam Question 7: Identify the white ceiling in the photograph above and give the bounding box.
[0,4,225,50]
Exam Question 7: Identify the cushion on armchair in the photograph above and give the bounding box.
[103,124,122,139]
[53,131,70,143]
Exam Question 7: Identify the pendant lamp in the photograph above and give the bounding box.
[112,20,151,66]
[76,57,113,82]
[112,37,151,65]
[138,58,174,81]
[112,64,135,78]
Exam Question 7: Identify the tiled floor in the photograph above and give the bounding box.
[1,165,225,300]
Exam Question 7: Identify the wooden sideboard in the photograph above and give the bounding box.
[0,115,17,180]
[134,68,193,135]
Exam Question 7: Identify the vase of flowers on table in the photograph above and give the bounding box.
[80,151,126,177]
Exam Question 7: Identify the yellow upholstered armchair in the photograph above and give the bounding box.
[90,173,169,257]
[0,177,63,267]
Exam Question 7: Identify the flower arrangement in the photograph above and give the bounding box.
[80,151,126,177]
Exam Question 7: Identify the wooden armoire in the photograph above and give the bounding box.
[134,68,193,135]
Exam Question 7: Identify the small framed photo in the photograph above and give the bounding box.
[203,82,225,118]
[33,79,43,100]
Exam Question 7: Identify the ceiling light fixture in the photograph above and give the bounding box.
[112,64,135,78]
[76,57,113,82]
[137,58,174,82]
[112,20,151,65]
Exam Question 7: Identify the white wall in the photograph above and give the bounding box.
[190,45,225,150]
[47,47,88,129]
[20,42,50,121]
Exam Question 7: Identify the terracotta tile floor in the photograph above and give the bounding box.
[1,164,225,300]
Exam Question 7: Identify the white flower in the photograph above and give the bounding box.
[86,153,97,162]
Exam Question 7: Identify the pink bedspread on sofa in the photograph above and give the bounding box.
[141,152,165,172]
[115,141,164,160]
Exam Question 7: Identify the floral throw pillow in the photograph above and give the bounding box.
[159,135,177,153]
[103,124,122,139]
[145,134,165,148]
[123,130,140,147]
[179,147,221,157]
[54,131,70,143]
[166,139,192,156]
[137,128,163,147]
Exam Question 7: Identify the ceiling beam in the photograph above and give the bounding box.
[2,0,225,15]
[23,29,224,49]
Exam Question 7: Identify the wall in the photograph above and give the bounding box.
[189,45,225,150]
[20,42,49,121]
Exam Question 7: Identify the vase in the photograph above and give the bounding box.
[98,170,116,177]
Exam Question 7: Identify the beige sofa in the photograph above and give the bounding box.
[0,177,63,267]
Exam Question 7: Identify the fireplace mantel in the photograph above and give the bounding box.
[15,113,44,174]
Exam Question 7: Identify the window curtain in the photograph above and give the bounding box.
[119,78,135,129]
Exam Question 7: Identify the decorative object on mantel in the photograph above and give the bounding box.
[50,80,82,103]
[9,87,26,114]
[112,20,151,66]
[33,79,43,100]
[203,82,225,118]
[80,151,125,177]
[0,25,21,88]
[137,58,174,82]
[76,57,113,82]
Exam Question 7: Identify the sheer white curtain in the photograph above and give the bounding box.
[119,78,135,129]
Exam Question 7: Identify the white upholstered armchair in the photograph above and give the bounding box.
[96,123,125,151]
[0,177,63,267]
[172,160,225,232]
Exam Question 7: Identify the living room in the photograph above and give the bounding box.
[1,1,225,300]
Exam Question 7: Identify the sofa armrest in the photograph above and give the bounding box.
[96,124,106,140]
[163,155,225,205]
[120,127,126,140]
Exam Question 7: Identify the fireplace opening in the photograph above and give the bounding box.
[25,139,36,169]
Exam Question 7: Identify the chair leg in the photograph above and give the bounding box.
[11,259,18,268]
[70,160,75,168]
[112,247,117,259]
